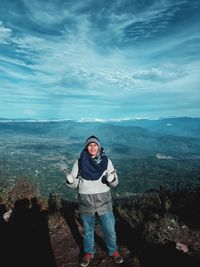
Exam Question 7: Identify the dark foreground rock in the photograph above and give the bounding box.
[0,197,199,267]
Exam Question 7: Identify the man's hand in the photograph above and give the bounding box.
[66,173,74,184]
[107,170,116,183]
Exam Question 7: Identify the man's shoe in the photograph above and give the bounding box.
[80,253,94,267]
[112,251,124,264]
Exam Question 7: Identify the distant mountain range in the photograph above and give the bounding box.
[0,117,199,157]
[0,116,199,138]
[106,117,200,139]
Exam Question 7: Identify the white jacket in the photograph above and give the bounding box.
[66,158,118,194]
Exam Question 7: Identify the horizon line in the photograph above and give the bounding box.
[0,116,199,123]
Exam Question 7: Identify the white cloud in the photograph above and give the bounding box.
[0,0,199,119]
[23,109,37,115]
[21,0,68,26]
[0,21,12,43]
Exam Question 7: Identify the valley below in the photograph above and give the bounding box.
[0,117,199,199]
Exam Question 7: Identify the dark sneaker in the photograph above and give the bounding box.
[80,253,94,267]
[112,251,124,264]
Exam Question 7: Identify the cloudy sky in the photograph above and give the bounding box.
[0,0,200,120]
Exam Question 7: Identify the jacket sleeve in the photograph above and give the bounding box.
[106,159,119,188]
[66,160,79,189]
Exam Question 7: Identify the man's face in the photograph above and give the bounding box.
[87,142,99,157]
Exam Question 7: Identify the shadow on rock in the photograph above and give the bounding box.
[0,197,57,267]
[138,241,200,267]
[60,199,83,259]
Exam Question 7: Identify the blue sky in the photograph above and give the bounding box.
[0,0,200,120]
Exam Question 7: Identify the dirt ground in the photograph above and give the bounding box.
[49,212,134,267]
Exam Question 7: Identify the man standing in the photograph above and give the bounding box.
[66,136,123,267]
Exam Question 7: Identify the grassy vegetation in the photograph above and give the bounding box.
[114,185,200,257]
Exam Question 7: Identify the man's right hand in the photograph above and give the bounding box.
[66,173,74,184]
